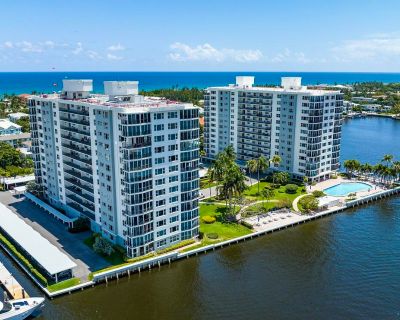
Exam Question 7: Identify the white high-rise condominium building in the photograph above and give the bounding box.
[28,80,199,257]
[204,76,343,182]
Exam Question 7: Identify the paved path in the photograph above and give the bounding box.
[292,194,308,212]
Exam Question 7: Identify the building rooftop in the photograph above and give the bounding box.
[0,202,76,275]
[0,119,22,130]
[207,76,341,95]
[30,80,197,110]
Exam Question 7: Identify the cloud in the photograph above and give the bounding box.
[3,41,13,48]
[87,50,101,60]
[107,44,125,51]
[107,53,122,60]
[72,42,83,55]
[169,42,262,62]
[331,33,400,61]
[270,48,311,64]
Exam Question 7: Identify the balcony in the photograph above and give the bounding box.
[60,116,90,126]
[60,125,90,136]
[59,107,89,116]
[62,142,91,156]
[64,160,92,174]
[63,151,92,165]
[66,195,95,215]
[61,134,91,146]
[65,185,94,203]
[65,176,94,194]
[64,169,93,184]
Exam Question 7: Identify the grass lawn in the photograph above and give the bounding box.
[47,278,80,292]
[243,181,306,204]
[83,234,125,265]
[199,203,252,242]
[242,202,278,217]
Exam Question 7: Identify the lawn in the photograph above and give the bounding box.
[199,203,252,243]
[243,181,306,204]
[47,278,81,292]
[83,234,125,265]
[242,202,278,217]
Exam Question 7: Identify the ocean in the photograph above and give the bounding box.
[1,72,400,95]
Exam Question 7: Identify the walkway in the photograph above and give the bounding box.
[292,194,308,212]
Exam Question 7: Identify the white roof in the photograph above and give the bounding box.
[4,175,35,185]
[0,202,76,275]
[8,112,29,118]
[0,119,21,130]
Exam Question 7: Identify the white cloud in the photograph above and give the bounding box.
[87,50,101,60]
[107,53,122,60]
[72,42,83,55]
[332,33,400,61]
[270,48,311,64]
[169,42,262,62]
[3,41,13,48]
[15,41,43,53]
[107,44,125,51]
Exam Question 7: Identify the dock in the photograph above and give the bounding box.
[0,262,29,299]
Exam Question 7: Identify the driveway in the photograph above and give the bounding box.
[0,191,110,281]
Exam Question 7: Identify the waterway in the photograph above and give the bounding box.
[1,116,400,319]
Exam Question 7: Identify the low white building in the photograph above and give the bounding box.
[362,104,391,112]
[8,112,29,123]
[318,196,342,208]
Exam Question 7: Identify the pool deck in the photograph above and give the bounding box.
[309,177,384,199]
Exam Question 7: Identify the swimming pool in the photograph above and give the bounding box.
[323,182,372,197]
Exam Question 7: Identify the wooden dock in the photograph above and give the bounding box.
[0,262,29,299]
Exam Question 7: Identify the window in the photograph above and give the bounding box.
[157,229,166,237]
[154,124,164,131]
[154,135,164,142]
[154,113,164,120]
[168,123,178,130]
[169,165,178,172]
[170,225,179,232]
[155,157,165,164]
[155,146,164,153]
[156,189,165,196]
[168,133,178,140]
[169,175,178,183]
[168,144,178,151]
[156,199,165,206]
[169,206,179,213]
[169,186,178,193]
[156,209,166,217]
[168,111,178,119]
[156,220,166,227]
[169,155,178,162]
[155,178,165,186]
[169,215,179,223]
[169,196,178,203]
[155,168,165,175]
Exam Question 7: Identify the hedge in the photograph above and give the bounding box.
[206,233,218,239]
[202,215,216,224]
[156,239,196,255]
[0,232,48,286]
[285,184,298,194]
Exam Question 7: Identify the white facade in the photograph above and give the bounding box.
[29,81,200,258]
[204,76,344,182]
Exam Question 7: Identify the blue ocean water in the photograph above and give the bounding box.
[1,72,400,95]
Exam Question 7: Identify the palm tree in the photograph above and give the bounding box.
[382,154,394,167]
[247,156,269,194]
[221,165,246,215]
[208,166,216,198]
[246,159,257,185]
[392,161,400,182]
[270,155,282,169]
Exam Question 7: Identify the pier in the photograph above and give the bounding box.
[0,262,29,299]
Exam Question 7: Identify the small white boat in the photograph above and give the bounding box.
[0,297,44,320]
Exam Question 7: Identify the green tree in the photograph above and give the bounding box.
[220,164,246,216]
[246,156,269,194]
[260,188,274,211]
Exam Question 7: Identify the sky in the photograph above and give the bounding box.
[1,0,400,72]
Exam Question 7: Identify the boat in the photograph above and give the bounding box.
[0,297,44,320]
